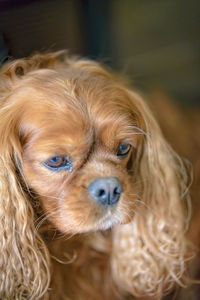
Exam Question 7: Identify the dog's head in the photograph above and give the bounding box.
[0,52,149,234]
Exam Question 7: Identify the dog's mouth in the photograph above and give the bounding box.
[94,209,120,231]
[92,202,133,231]
[40,185,135,234]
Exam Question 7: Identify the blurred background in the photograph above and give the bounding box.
[0,0,200,297]
[0,0,199,105]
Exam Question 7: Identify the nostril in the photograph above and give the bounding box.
[98,189,106,198]
[88,177,123,206]
[111,186,122,205]
[114,187,121,195]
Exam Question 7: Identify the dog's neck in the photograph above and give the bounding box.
[43,229,115,300]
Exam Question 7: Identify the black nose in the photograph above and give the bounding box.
[88,177,122,206]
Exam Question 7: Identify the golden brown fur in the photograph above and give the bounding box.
[0,51,195,299]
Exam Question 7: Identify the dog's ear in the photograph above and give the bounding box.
[0,89,50,298]
[111,90,194,298]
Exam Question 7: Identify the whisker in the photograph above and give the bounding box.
[125,125,148,137]
[51,252,77,265]
[34,205,59,224]
[35,210,58,231]
[31,191,64,201]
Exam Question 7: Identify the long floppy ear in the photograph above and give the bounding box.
[111,90,194,298]
[0,61,51,298]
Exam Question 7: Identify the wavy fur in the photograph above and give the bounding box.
[0,51,194,299]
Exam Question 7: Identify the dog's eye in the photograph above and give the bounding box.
[116,143,131,157]
[43,155,73,172]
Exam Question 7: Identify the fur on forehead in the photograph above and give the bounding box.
[0,50,143,133]
[6,66,143,147]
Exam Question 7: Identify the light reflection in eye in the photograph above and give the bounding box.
[43,155,73,172]
[116,143,131,158]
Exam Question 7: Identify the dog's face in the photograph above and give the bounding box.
[13,68,143,234]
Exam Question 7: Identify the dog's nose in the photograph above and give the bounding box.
[88,177,122,206]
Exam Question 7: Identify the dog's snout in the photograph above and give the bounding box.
[88,177,122,206]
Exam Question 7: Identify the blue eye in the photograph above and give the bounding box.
[116,143,131,157]
[50,157,59,163]
[43,155,73,172]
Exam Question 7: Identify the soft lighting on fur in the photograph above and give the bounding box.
[0,51,194,299]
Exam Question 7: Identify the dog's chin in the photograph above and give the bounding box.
[89,215,132,233]
[51,214,121,235]
[47,204,134,234]
[94,213,121,231]
[81,212,133,233]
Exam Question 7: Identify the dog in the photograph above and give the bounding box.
[0,51,196,300]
